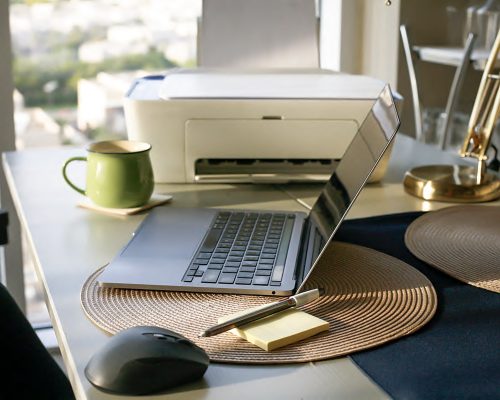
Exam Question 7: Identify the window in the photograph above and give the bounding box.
[9,0,201,324]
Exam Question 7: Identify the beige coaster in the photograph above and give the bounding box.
[78,193,172,216]
[81,242,436,364]
[405,205,500,294]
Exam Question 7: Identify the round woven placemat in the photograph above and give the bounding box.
[405,205,500,294]
[81,242,437,364]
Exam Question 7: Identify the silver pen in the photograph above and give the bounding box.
[200,288,325,337]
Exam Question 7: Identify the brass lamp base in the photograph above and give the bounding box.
[403,164,500,203]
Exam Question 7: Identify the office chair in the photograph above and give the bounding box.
[197,0,320,68]
[0,210,75,400]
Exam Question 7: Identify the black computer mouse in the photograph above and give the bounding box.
[85,326,210,395]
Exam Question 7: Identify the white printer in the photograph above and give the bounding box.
[124,69,395,183]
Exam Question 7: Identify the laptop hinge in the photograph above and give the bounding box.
[294,217,311,287]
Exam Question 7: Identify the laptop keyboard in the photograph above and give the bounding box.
[182,211,295,286]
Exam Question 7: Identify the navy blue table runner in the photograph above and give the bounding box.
[335,212,500,400]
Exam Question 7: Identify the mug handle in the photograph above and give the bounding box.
[62,157,87,195]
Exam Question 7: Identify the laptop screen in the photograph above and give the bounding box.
[297,85,400,291]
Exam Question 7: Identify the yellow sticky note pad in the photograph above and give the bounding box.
[218,307,329,351]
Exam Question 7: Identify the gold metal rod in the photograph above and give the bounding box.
[476,78,499,139]
[483,77,500,148]
[461,29,500,165]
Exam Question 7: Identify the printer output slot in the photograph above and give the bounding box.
[195,158,339,183]
[261,116,283,120]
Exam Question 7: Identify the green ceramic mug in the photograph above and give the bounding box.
[62,140,154,208]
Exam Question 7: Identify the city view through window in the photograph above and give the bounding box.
[9,0,201,324]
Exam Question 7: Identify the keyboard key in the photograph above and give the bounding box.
[235,277,252,285]
[182,275,194,282]
[207,263,223,270]
[186,270,196,276]
[237,271,254,279]
[222,266,239,273]
[197,252,212,259]
[246,251,260,256]
[270,269,283,281]
[219,273,236,284]
[202,269,220,283]
[252,235,266,241]
[200,228,223,252]
[194,269,204,277]
[229,251,244,256]
[240,266,256,273]
[253,276,270,285]
[258,259,274,265]
[227,256,243,262]
[248,246,262,251]
[211,257,226,263]
[243,256,259,261]
[257,264,273,270]
[241,260,257,267]
[225,261,241,267]
[255,269,271,276]
[213,252,228,257]
[194,258,209,265]
[262,250,277,255]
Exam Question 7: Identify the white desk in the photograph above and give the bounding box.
[3,135,497,399]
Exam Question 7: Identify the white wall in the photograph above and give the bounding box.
[320,0,362,72]
[319,0,342,70]
[321,0,401,89]
[358,0,401,89]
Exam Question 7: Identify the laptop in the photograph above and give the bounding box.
[98,85,400,296]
